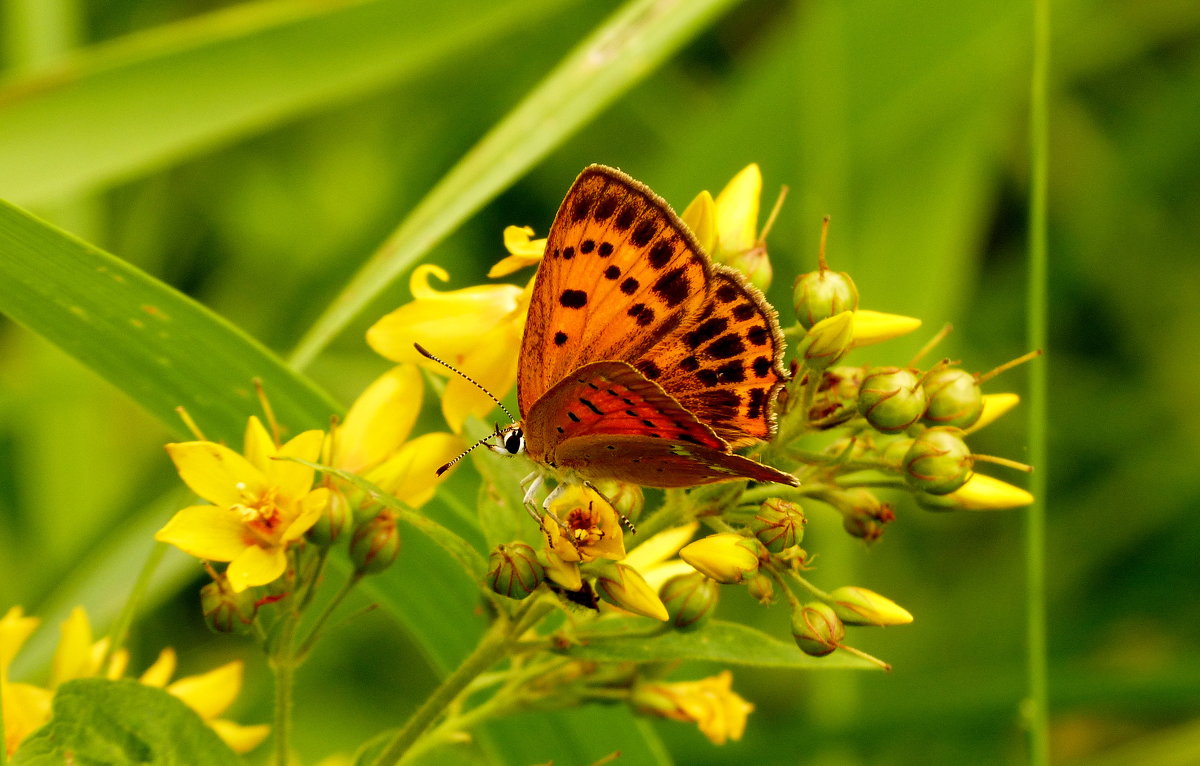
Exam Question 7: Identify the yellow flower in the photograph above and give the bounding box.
[848,309,923,349]
[632,671,754,745]
[967,393,1021,433]
[367,264,528,432]
[543,484,626,564]
[827,586,914,626]
[156,416,329,592]
[488,225,547,277]
[2,607,52,756]
[942,473,1034,510]
[593,562,670,621]
[623,522,700,593]
[332,365,465,506]
[679,533,764,584]
[160,655,270,753]
[683,164,772,289]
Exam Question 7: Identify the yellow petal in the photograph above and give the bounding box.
[335,365,424,473]
[0,607,39,671]
[542,550,582,590]
[624,522,699,572]
[155,505,252,562]
[282,487,330,542]
[166,441,268,507]
[945,473,1034,510]
[105,646,128,679]
[208,719,271,754]
[714,164,762,257]
[270,429,324,500]
[139,647,177,688]
[596,564,669,621]
[639,558,698,594]
[439,325,521,432]
[967,393,1021,433]
[848,310,923,349]
[366,265,524,366]
[680,191,718,255]
[242,416,275,474]
[168,660,243,720]
[4,681,53,755]
[488,226,546,278]
[365,433,465,507]
[226,544,287,593]
[51,607,96,687]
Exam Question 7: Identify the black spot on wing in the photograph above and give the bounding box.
[753,356,771,377]
[631,219,657,247]
[604,265,620,280]
[615,205,636,230]
[620,277,639,295]
[560,289,588,309]
[652,268,690,308]
[686,317,728,350]
[599,242,614,257]
[580,239,595,254]
[595,195,618,220]
[706,333,746,359]
[648,240,673,269]
[554,331,568,346]
[747,325,770,346]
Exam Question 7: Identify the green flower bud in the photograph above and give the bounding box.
[922,367,984,428]
[749,498,806,553]
[680,533,766,584]
[791,602,845,657]
[744,572,775,605]
[828,586,914,626]
[306,485,352,547]
[836,488,895,543]
[793,270,859,329]
[200,578,257,635]
[857,367,927,434]
[880,437,915,469]
[724,245,773,291]
[487,542,545,600]
[800,311,854,371]
[903,427,972,495]
[659,571,719,631]
[593,562,669,621]
[349,510,401,575]
[808,366,864,428]
[591,479,645,525]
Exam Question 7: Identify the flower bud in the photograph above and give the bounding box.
[744,572,775,605]
[857,367,927,434]
[488,542,545,600]
[917,473,1034,512]
[921,368,983,428]
[593,562,669,621]
[837,488,895,543]
[590,479,645,525]
[723,246,773,291]
[903,427,972,495]
[846,309,922,349]
[749,498,805,553]
[970,393,1020,432]
[306,485,352,547]
[349,510,401,575]
[793,270,859,329]
[880,436,915,469]
[808,366,864,428]
[659,572,719,631]
[679,533,765,584]
[800,311,854,371]
[791,602,844,657]
[828,586,913,626]
[200,578,257,635]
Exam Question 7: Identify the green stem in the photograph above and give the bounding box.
[373,599,555,766]
[107,541,166,664]
[271,620,298,766]
[1025,0,1051,761]
[296,572,363,661]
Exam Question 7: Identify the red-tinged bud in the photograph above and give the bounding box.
[903,427,973,495]
[744,572,775,605]
[487,542,545,600]
[306,485,352,547]
[800,311,854,371]
[793,270,859,329]
[659,571,719,631]
[791,602,844,657]
[922,367,984,428]
[857,367,927,434]
[200,578,257,635]
[349,510,401,575]
[828,586,913,626]
[837,488,895,543]
[808,366,864,428]
[749,498,806,553]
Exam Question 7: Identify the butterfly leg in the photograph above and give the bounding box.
[581,479,637,535]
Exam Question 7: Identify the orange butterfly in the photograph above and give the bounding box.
[423,165,797,503]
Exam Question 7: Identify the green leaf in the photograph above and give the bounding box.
[0,0,572,206]
[12,678,241,765]
[0,197,337,442]
[563,619,879,669]
[289,0,746,367]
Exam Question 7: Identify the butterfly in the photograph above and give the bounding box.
[477,164,797,497]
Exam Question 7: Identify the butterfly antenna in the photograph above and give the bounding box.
[413,342,516,422]
[435,429,499,476]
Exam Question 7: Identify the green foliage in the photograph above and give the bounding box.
[12,679,240,765]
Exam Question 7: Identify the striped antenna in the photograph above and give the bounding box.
[413,342,516,422]
[435,424,503,476]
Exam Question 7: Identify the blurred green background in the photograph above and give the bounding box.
[2,0,1198,764]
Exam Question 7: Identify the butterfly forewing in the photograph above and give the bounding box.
[518,166,712,415]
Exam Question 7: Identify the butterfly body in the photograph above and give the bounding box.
[513,165,797,489]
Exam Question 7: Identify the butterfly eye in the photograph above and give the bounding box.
[504,430,525,455]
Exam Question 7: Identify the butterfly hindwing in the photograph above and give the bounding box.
[518,166,713,415]
[522,361,725,466]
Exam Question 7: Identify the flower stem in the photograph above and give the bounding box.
[372,599,554,766]
[296,572,363,661]
[271,621,298,766]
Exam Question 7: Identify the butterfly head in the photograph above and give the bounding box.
[489,422,526,458]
